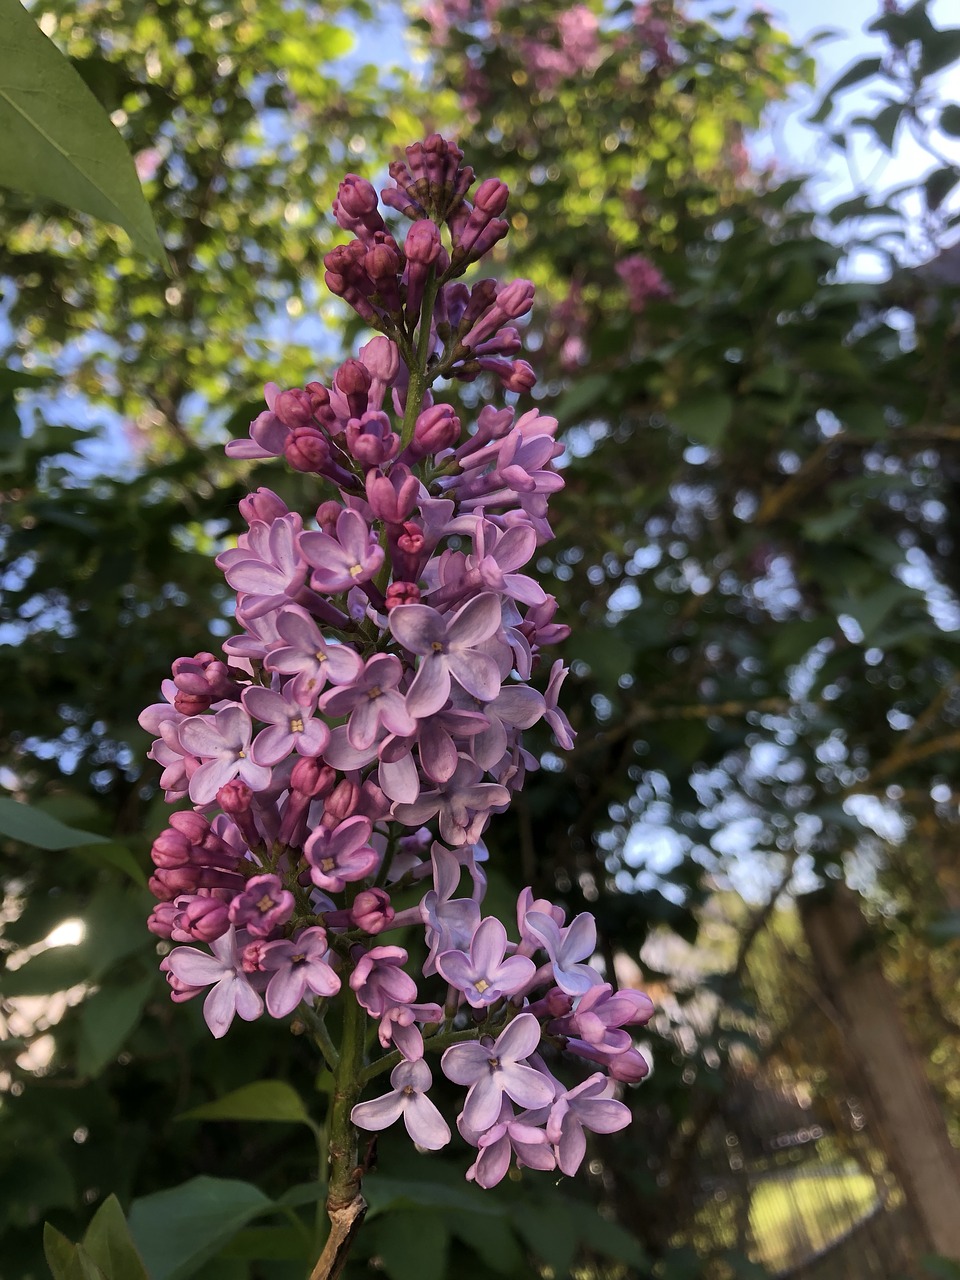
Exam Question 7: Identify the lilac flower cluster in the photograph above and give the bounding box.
[140,134,652,1187]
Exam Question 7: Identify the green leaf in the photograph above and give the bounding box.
[553,373,611,426]
[513,1201,579,1274]
[451,1210,522,1275]
[217,1225,310,1262]
[670,392,733,447]
[44,1223,78,1280]
[177,1080,317,1129]
[82,1195,150,1280]
[373,1209,449,1280]
[128,1176,274,1280]
[363,1175,500,1218]
[0,796,105,849]
[870,101,903,152]
[77,974,154,1078]
[939,103,960,137]
[0,0,165,261]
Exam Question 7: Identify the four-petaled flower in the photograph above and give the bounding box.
[437,916,536,1007]
[260,927,341,1017]
[441,1012,555,1131]
[164,927,263,1038]
[351,1059,451,1150]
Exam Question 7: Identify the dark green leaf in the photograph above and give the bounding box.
[128,1177,274,1280]
[82,1195,150,1280]
[939,103,960,137]
[670,391,733,447]
[77,974,154,1077]
[809,57,883,123]
[0,796,105,849]
[178,1080,317,1129]
[373,1209,448,1280]
[0,0,165,260]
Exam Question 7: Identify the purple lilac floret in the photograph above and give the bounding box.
[140,133,651,1190]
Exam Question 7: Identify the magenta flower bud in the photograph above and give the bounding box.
[151,828,193,869]
[365,464,418,523]
[397,521,424,556]
[325,779,360,824]
[241,939,271,973]
[291,756,335,797]
[169,811,210,843]
[315,500,341,533]
[386,581,421,609]
[350,888,396,934]
[474,177,509,217]
[239,487,288,525]
[148,902,180,938]
[285,426,331,473]
[360,335,400,385]
[334,175,386,236]
[172,652,231,697]
[498,278,535,320]
[305,381,335,423]
[176,896,231,942]
[173,690,212,716]
[404,218,441,265]
[412,404,460,457]
[364,243,403,313]
[218,779,253,815]
[334,359,372,418]
[274,388,316,430]
[606,1049,650,1083]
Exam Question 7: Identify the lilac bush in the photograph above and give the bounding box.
[139,134,652,1273]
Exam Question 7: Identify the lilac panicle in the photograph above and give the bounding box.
[140,134,649,1189]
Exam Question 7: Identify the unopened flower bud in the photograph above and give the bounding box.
[218,779,253,815]
[350,888,396,934]
[176,896,231,942]
[285,426,331,473]
[274,388,316,430]
[412,403,460,456]
[291,757,335,797]
[239,487,288,525]
[335,359,373,419]
[385,581,421,609]
[325,779,360,824]
[315,500,341,533]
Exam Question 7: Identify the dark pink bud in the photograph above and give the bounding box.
[218,779,253,815]
[385,581,421,609]
[175,896,230,942]
[474,177,509,216]
[174,690,212,716]
[359,779,390,822]
[285,426,331,473]
[325,779,360,824]
[335,359,373,419]
[334,175,386,237]
[315,501,341,533]
[274,388,316,430]
[291,757,335,798]
[239,487,288,525]
[169,811,210,843]
[397,521,424,556]
[365,464,418,523]
[350,888,395,934]
[412,403,460,456]
[404,218,441,265]
[365,242,402,281]
[241,939,271,973]
[606,1048,651,1083]
[151,828,193,869]
[360,336,400,385]
[147,902,179,938]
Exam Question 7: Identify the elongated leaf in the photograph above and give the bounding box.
[670,391,733,447]
[128,1177,273,1280]
[177,1080,316,1129]
[82,1195,150,1280]
[0,0,164,260]
[0,796,106,849]
[77,974,155,1078]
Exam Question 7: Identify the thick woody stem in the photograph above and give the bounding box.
[310,982,367,1278]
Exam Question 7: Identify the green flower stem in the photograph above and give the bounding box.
[399,273,441,450]
[300,1003,340,1072]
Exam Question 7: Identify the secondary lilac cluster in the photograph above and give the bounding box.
[140,135,651,1187]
